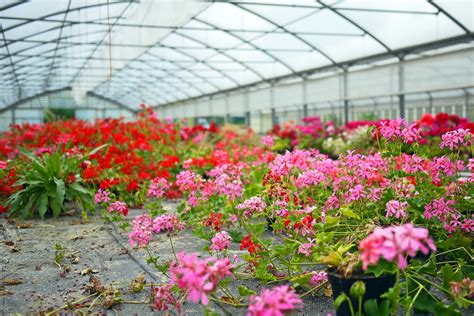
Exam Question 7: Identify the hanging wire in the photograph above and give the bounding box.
[107,0,113,96]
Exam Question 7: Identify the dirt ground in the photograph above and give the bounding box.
[1,202,333,315]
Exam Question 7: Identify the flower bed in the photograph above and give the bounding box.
[1,110,473,315]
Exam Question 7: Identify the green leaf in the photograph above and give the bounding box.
[54,178,66,207]
[237,285,256,297]
[228,230,243,243]
[50,199,62,218]
[334,292,350,311]
[38,194,49,219]
[364,299,390,316]
[365,259,397,277]
[86,144,108,157]
[69,183,91,195]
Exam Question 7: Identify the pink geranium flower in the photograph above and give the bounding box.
[359,224,436,270]
[247,285,303,316]
[210,231,232,251]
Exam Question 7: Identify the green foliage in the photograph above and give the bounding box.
[363,299,390,316]
[7,145,105,219]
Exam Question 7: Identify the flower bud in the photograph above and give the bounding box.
[350,281,366,299]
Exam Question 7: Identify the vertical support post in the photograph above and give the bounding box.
[343,68,349,124]
[12,108,16,126]
[194,101,198,125]
[398,56,406,119]
[427,92,433,114]
[102,107,106,119]
[244,88,250,127]
[208,98,212,124]
[225,93,230,124]
[462,89,468,118]
[302,76,308,119]
[270,83,277,126]
[259,111,264,134]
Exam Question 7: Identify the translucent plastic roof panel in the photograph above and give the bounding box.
[0,0,473,110]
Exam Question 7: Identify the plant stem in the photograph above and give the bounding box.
[169,235,178,262]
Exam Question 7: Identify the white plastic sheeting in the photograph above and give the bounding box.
[1,0,473,112]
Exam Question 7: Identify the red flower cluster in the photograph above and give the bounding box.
[240,234,262,254]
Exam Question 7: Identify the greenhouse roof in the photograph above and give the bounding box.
[0,0,473,112]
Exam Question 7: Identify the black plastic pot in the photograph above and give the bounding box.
[266,217,275,231]
[327,269,396,316]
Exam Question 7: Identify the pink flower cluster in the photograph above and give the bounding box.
[236,196,267,218]
[261,135,275,148]
[169,252,234,305]
[378,118,421,143]
[210,231,232,251]
[247,285,303,316]
[0,160,7,169]
[147,177,169,199]
[153,214,185,234]
[210,164,244,201]
[107,201,128,216]
[359,224,436,270]
[94,188,111,204]
[298,243,313,257]
[310,271,328,287]
[424,197,473,233]
[385,200,408,219]
[129,214,154,247]
[176,170,202,192]
[440,129,472,150]
[128,213,185,247]
[153,284,180,312]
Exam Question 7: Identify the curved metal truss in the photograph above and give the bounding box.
[0,0,473,111]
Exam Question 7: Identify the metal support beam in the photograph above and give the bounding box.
[244,89,250,127]
[427,91,433,114]
[462,89,469,118]
[398,57,406,119]
[302,77,308,119]
[271,108,277,127]
[270,83,277,126]
[343,69,349,124]
[225,93,230,124]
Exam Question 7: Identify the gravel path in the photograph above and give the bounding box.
[0,202,333,315]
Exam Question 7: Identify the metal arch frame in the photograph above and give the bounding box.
[100,68,191,103]
[193,17,298,75]
[146,51,222,89]
[316,0,393,56]
[43,0,72,91]
[109,65,196,102]
[142,53,215,92]
[0,25,22,99]
[0,1,27,12]
[1,0,473,112]
[0,86,136,115]
[427,0,471,35]
[85,91,138,115]
[67,1,136,86]
[168,30,264,83]
[232,2,340,69]
[0,15,363,38]
[157,33,474,108]
[1,1,134,33]
[93,52,209,103]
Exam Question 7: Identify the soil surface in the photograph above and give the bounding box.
[1,202,333,315]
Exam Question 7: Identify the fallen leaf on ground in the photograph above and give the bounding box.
[15,223,32,229]
[0,286,13,296]
[2,278,23,286]
[80,268,99,276]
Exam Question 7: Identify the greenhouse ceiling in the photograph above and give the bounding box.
[0,0,473,112]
